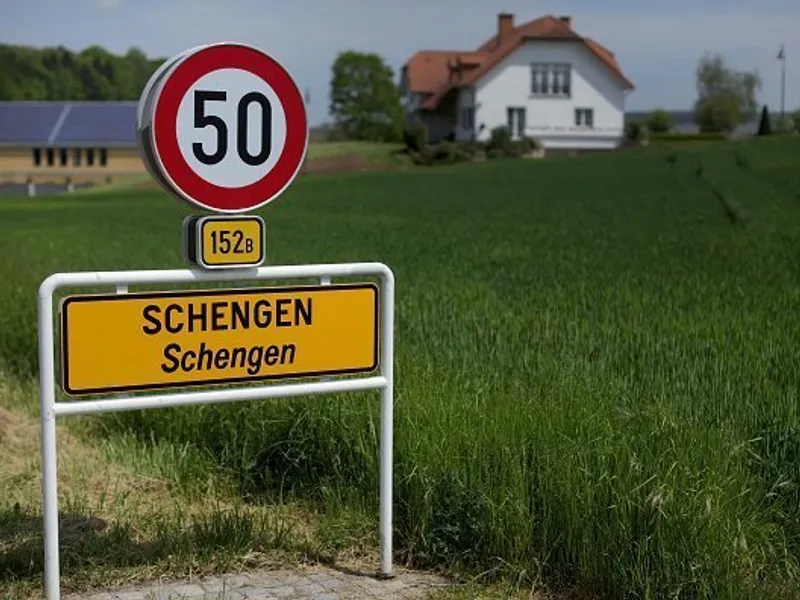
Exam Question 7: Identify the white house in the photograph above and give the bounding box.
[399,13,635,150]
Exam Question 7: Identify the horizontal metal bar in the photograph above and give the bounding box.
[39,262,393,297]
[54,375,388,417]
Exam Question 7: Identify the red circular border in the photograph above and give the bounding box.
[152,44,308,212]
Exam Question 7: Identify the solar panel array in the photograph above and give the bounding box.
[57,103,138,145]
[0,104,65,144]
[0,102,138,146]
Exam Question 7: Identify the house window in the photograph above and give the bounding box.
[507,107,526,139]
[461,107,475,129]
[575,108,594,128]
[59,149,68,166]
[530,63,571,97]
[72,148,82,166]
[46,148,54,167]
[87,148,96,166]
[32,149,41,166]
[99,148,108,167]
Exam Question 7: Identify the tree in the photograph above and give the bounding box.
[792,110,800,133]
[692,53,762,133]
[757,105,772,136]
[0,42,164,101]
[645,108,673,133]
[329,50,404,142]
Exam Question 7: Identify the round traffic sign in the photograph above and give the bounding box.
[137,49,197,196]
[145,43,308,213]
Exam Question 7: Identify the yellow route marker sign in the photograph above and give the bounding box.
[184,215,266,269]
[59,283,379,395]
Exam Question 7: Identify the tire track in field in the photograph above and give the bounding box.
[674,154,748,228]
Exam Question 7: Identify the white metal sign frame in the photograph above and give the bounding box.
[38,261,395,600]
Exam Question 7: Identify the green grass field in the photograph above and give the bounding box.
[1,137,799,599]
[304,140,401,161]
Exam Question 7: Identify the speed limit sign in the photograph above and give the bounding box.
[138,43,309,214]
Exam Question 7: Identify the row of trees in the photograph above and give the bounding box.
[0,43,165,101]
[0,43,793,138]
[641,53,798,135]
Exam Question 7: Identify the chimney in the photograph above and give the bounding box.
[559,15,572,27]
[498,13,514,43]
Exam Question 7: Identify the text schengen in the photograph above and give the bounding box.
[141,297,312,376]
[59,284,379,395]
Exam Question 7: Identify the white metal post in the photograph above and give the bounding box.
[378,268,395,578]
[38,281,60,600]
[38,262,395,597]
[320,276,331,383]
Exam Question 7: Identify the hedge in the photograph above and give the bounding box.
[650,132,727,142]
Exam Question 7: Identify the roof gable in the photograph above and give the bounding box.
[403,50,487,96]
[403,14,634,111]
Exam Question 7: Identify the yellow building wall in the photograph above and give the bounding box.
[0,146,145,184]
[0,148,34,172]
[107,148,145,172]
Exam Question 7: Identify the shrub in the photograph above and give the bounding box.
[404,122,428,153]
[502,136,541,158]
[793,110,800,133]
[484,129,542,159]
[625,121,649,144]
[460,140,486,159]
[487,126,512,153]
[520,136,543,154]
[409,140,471,166]
[757,105,772,136]
[650,132,726,142]
[775,115,795,134]
[325,126,350,142]
[646,108,673,133]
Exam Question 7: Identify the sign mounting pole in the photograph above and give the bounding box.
[39,41,395,600]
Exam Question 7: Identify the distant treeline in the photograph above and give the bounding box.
[0,43,166,101]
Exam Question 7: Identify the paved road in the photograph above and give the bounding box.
[67,565,453,599]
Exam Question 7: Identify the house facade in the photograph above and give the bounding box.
[400,14,635,150]
[0,101,144,186]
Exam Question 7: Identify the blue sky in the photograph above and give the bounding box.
[2,0,798,125]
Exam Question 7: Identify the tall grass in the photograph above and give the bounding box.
[1,137,799,598]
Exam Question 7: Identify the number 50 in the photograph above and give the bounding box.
[192,90,272,166]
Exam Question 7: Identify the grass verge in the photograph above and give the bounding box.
[0,375,388,599]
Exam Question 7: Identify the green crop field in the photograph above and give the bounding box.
[1,137,799,599]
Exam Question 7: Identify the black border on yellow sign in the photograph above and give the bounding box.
[58,282,380,396]
[186,214,267,269]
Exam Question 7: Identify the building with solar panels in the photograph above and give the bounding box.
[0,101,144,189]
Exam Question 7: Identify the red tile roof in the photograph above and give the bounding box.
[402,14,634,111]
[403,51,486,95]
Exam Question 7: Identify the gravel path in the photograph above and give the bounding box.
[67,565,453,600]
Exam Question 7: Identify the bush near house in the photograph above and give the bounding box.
[624,121,649,145]
[650,132,727,143]
[403,122,428,153]
[403,124,543,166]
[645,108,673,133]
